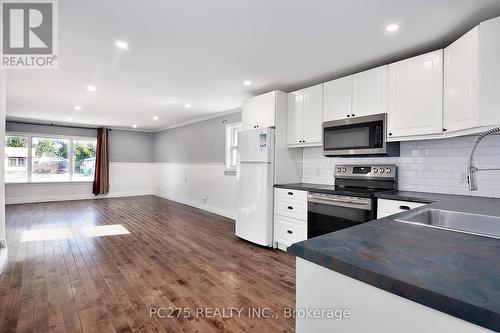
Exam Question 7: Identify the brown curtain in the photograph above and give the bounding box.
[93,128,109,195]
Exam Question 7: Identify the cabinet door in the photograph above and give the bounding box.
[323,76,352,121]
[242,91,276,130]
[478,16,500,126]
[255,91,276,128]
[388,50,444,138]
[444,27,479,133]
[352,65,388,117]
[242,97,257,130]
[287,90,304,145]
[302,84,323,144]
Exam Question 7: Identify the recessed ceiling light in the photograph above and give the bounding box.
[385,24,399,32]
[243,80,252,86]
[86,85,97,92]
[67,117,73,121]
[115,40,129,50]
[74,105,82,111]
[153,116,159,120]
[132,124,138,128]
[185,103,192,109]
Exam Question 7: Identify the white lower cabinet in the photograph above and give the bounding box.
[274,188,308,250]
[274,215,307,248]
[377,199,428,219]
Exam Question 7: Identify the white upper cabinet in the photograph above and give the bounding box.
[444,27,480,133]
[242,91,277,130]
[479,16,500,127]
[287,90,304,145]
[287,84,323,146]
[388,50,444,139]
[443,16,500,136]
[352,65,388,117]
[323,76,352,122]
[302,84,323,143]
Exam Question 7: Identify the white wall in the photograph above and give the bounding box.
[0,71,5,241]
[155,163,238,219]
[5,162,156,204]
[5,161,238,219]
[302,135,500,198]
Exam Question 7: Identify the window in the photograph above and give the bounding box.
[4,134,97,183]
[32,137,70,182]
[225,122,242,172]
[73,140,97,181]
[5,135,28,182]
[8,157,26,167]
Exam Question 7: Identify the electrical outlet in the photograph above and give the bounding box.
[460,171,468,184]
[315,169,321,177]
[202,195,208,204]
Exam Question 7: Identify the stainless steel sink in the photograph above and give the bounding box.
[395,209,500,239]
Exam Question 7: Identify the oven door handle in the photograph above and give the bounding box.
[308,196,372,210]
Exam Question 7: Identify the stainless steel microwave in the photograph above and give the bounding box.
[323,113,400,157]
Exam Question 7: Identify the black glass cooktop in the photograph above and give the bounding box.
[275,183,390,198]
[316,185,386,198]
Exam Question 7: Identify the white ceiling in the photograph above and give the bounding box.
[6,0,500,131]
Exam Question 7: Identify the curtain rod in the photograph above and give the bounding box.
[6,120,112,131]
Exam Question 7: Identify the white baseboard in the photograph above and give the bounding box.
[155,191,236,220]
[5,191,155,205]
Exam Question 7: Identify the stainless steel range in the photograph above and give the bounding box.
[307,165,397,238]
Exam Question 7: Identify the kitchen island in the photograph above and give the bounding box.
[288,191,500,333]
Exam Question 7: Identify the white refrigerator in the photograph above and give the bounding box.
[236,128,274,246]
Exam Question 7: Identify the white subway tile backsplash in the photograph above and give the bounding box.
[302,135,500,198]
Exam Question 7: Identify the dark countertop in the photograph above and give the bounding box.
[274,183,329,191]
[374,190,452,203]
[281,183,500,332]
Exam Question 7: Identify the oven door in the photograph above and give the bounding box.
[307,193,374,238]
[323,113,386,156]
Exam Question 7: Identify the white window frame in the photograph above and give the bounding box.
[5,132,97,184]
[224,122,242,173]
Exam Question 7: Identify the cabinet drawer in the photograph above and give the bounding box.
[274,215,307,246]
[275,197,307,220]
[275,188,308,201]
[377,199,428,217]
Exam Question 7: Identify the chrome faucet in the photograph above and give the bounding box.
[467,126,500,190]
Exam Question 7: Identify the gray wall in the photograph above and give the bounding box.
[153,111,241,163]
[6,121,97,138]
[6,121,153,163]
[109,130,153,163]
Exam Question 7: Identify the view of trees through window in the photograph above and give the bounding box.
[4,135,97,183]
[73,140,97,181]
[5,136,28,182]
[32,138,70,181]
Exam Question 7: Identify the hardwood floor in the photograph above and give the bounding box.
[0,196,295,333]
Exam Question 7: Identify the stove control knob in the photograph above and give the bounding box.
[385,168,392,173]
[372,168,378,173]
[337,168,341,172]
[379,168,384,173]
[341,168,347,172]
